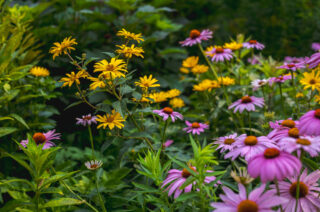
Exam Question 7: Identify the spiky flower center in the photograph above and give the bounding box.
[309,79,316,84]
[237,200,258,212]
[181,167,196,178]
[264,148,280,159]
[191,122,200,128]
[163,107,173,114]
[33,132,46,145]
[244,136,258,146]
[287,64,295,68]
[281,119,295,128]
[224,138,235,145]
[189,29,201,39]
[296,138,311,146]
[215,47,224,54]
[83,115,92,121]
[90,164,98,169]
[315,109,320,119]
[289,182,309,198]
[249,40,257,44]
[241,96,252,103]
[288,128,300,138]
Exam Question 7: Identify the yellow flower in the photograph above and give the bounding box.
[60,70,87,87]
[132,94,152,103]
[193,79,220,91]
[169,97,185,108]
[296,92,304,98]
[223,41,243,51]
[315,95,320,103]
[135,75,160,89]
[89,77,106,90]
[182,56,198,68]
[116,28,144,43]
[205,46,214,57]
[49,36,77,60]
[180,67,189,74]
[165,89,181,98]
[116,44,144,58]
[96,110,125,130]
[300,69,320,91]
[148,92,168,103]
[191,64,208,74]
[218,77,235,86]
[30,66,50,77]
[94,58,127,79]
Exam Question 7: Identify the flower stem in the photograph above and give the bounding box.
[161,119,169,147]
[275,179,284,212]
[248,111,252,134]
[198,44,219,80]
[88,125,95,159]
[278,83,285,115]
[95,174,107,212]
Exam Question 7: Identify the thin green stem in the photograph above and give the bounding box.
[161,119,169,147]
[95,174,107,212]
[198,44,219,80]
[88,125,95,159]
[248,111,252,134]
[275,180,284,212]
[290,70,298,117]
[278,83,285,115]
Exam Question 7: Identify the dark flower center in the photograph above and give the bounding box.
[289,182,309,198]
[83,115,92,121]
[215,47,224,54]
[191,122,200,128]
[281,119,295,128]
[296,138,311,146]
[224,138,235,145]
[163,107,173,114]
[241,96,252,103]
[287,64,295,68]
[90,164,98,169]
[33,132,46,145]
[315,109,320,119]
[309,79,316,84]
[189,29,201,39]
[277,76,284,80]
[237,200,258,212]
[288,128,300,138]
[181,167,196,178]
[258,81,265,85]
[264,148,280,159]
[244,136,258,146]
[249,40,257,44]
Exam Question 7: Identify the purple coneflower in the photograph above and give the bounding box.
[85,160,103,170]
[163,140,174,148]
[251,79,268,91]
[228,96,264,113]
[179,29,212,47]
[206,47,233,62]
[268,74,292,86]
[278,135,320,157]
[20,130,61,149]
[298,109,320,136]
[312,42,320,51]
[270,169,320,212]
[242,40,265,50]
[76,114,97,126]
[267,119,299,142]
[247,56,261,65]
[211,184,287,212]
[183,121,208,135]
[277,62,305,71]
[213,133,246,153]
[224,135,277,161]
[153,107,183,122]
[162,167,216,198]
[248,148,301,182]
[284,56,306,64]
[306,52,320,69]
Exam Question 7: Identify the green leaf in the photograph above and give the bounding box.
[64,101,82,111]
[0,116,14,121]
[0,178,34,189]
[175,192,198,202]
[0,127,17,137]
[40,171,79,189]
[302,157,318,170]
[41,198,84,208]
[2,152,34,176]
[10,113,29,129]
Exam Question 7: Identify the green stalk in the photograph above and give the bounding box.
[161,119,169,147]
[198,44,219,80]
[278,83,285,115]
[88,125,95,159]
[95,174,107,212]
[290,70,298,117]
[248,111,252,135]
[294,152,303,212]
[275,179,284,212]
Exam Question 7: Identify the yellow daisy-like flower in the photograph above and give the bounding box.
[89,77,106,90]
[296,92,304,98]
[182,56,198,68]
[96,110,125,130]
[60,70,87,87]
[300,70,320,91]
[165,89,181,98]
[193,79,220,91]
[148,92,168,103]
[30,66,50,77]
[132,94,152,103]
[94,58,127,79]
[205,46,215,57]
[116,28,144,43]
[223,41,243,51]
[49,36,77,60]
[218,76,235,86]
[169,97,185,108]
[180,67,189,74]
[191,64,209,74]
[135,75,160,89]
[116,44,144,58]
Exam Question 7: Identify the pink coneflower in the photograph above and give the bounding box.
[312,42,320,51]
[284,56,306,64]
[85,160,103,170]
[270,169,320,212]
[211,184,287,212]
[228,96,264,113]
[251,79,268,91]
[20,130,61,149]
[179,29,212,47]
[248,148,301,182]
[213,133,246,153]
[224,135,277,161]
[306,52,320,68]
[267,119,299,142]
[242,40,265,50]
[298,109,320,136]
[206,47,233,62]
[268,74,293,86]
[153,107,183,122]
[162,167,216,198]
[278,135,320,157]
[183,121,208,135]
[163,140,174,148]
[76,114,97,126]
[277,62,305,71]
[248,56,261,65]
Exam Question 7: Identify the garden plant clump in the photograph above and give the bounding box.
[1,1,320,211]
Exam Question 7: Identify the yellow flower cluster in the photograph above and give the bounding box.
[169,97,185,108]
[49,36,77,60]
[217,76,236,86]
[223,41,243,51]
[193,79,220,91]
[96,110,125,130]
[117,28,144,43]
[135,75,160,90]
[60,70,88,87]
[30,66,50,77]
[116,44,144,58]
[180,56,209,75]
[94,58,127,79]
[133,89,182,104]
